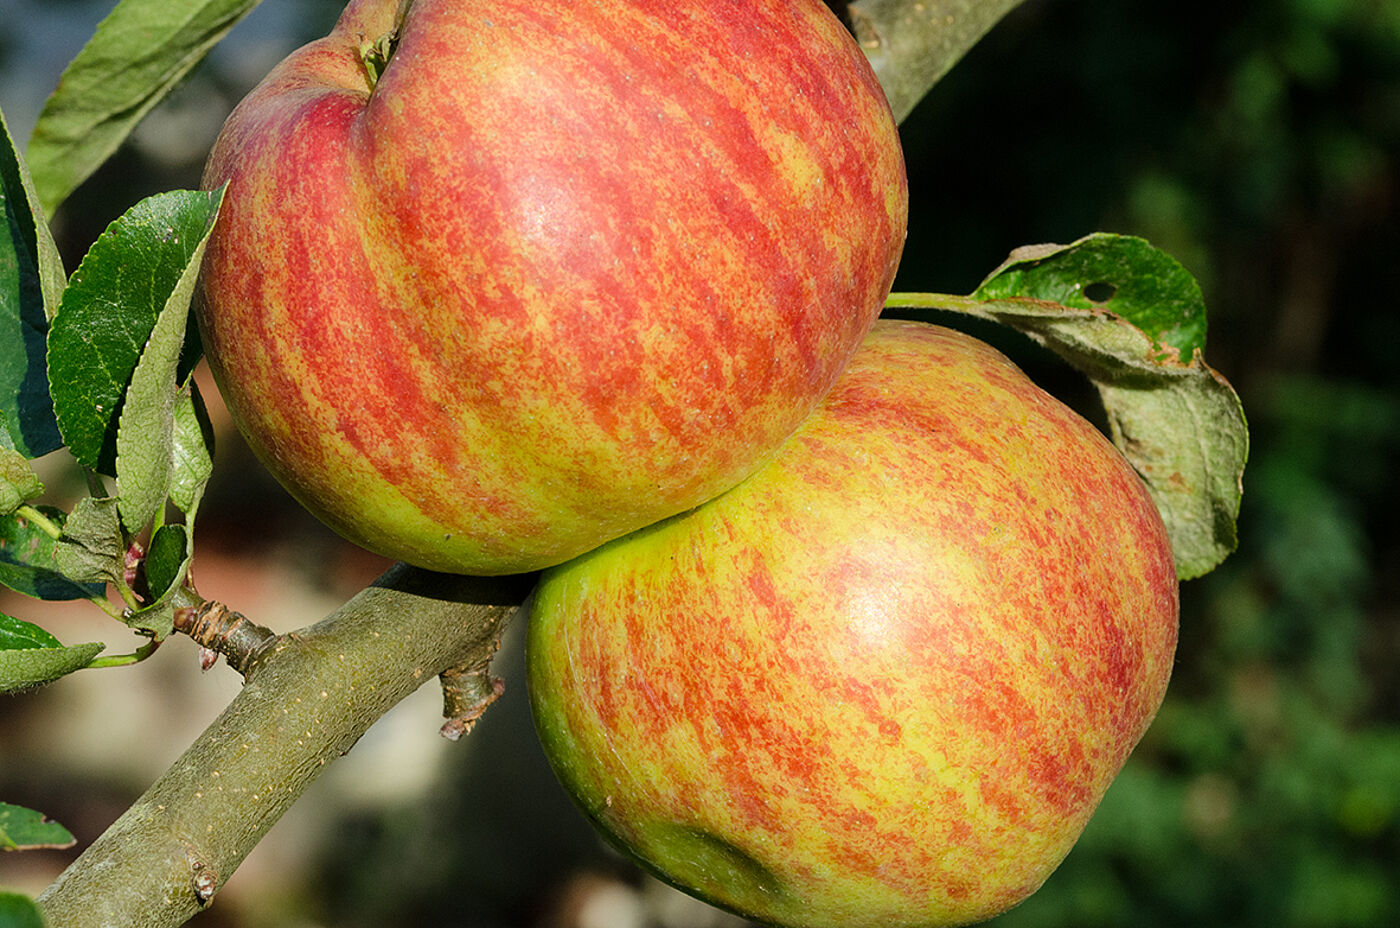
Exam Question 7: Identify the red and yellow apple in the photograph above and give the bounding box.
[527,321,1179,928]
[195,0,907,574]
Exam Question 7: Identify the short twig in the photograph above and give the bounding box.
[438,660,505,741]
[172,600,278,677]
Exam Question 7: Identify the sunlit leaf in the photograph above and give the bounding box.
[115,186,223,533]
[46,189,222,476]
[975,235,1209,358]
[53,496,124,588]
[0,623,105,694]
[0,443,43,516]
[168,383,214,518]
[0,613,62,651]
[26,0,263,216]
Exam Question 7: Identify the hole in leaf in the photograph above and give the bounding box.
[1083,281,1117,303]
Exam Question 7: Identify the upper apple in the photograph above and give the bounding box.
[195,0,907,574]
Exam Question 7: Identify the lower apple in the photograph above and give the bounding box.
[526,320,1179,928]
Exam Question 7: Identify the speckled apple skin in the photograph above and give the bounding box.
[195,0,906,574]
[527,321,1179,928]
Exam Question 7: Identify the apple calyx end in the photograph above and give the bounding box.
[358,26,403,90]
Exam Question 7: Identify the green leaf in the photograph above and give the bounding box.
[0,891,47,928]
[144,522,188,603]
[115,186,223,533]
[975,234,1209,358]
[888,233,1248,580]
[47,189,223,476]
[26,0,263,216]
[0,630,105,694]
[1,106,64,460]
[53,496,125,587]
[0,614,62,651]
[124,607,175,643]
[169,382,214,518]
[123,519,191,647]
[1,444,44,516]
[1,506,106,601]
[0,108,65,320]
[122,599,176,642]
[0,803,76,852]
[0,606,108,693]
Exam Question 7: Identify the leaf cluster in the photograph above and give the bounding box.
[1,95,222,744]
[1,150,222,679]
[2,91,224,886]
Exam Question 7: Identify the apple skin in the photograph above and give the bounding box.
[195,0,906,575]
[527,321,1179,928]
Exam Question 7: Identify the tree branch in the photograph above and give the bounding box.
[849,0,1030,123]
[37,564,531,928]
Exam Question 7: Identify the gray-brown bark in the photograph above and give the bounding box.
[849,0,1028,122]
[38,566,528,928]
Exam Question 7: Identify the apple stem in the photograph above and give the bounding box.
[357,0,416,89]
[83,637,162,669]
[358,32,397,88]
[14,503,63,540]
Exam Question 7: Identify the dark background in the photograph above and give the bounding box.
[2,0,1398,925]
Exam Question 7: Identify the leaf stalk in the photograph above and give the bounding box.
[14,504,63,540]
